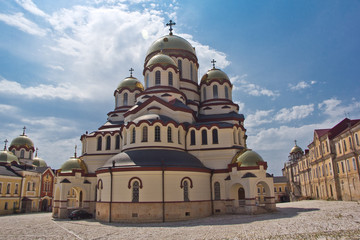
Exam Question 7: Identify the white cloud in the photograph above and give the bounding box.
[318,98,360,119]
[274,104,314,122]
[289,80,317,91]
[0,12,47,36]
[47,65,65,71]
[245,109,274,127]
[231,75,279,98]
[0,104,18,114]
[0,78,88,100]
[234,101,245,111]
[15,0,49,18]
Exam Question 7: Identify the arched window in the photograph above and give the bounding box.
[349,137,353,149]
[155,71,161,85]
[203,88,207,101]
[213,85,218,98]
[212,129,218,144]
[238,132,242,145]
[190,130,196,145]
[145,74,149,88]
[178,59,182,78]
[233,131,237,144]
[353,158,357,170]
[20,150,24,158]
[355,133,359,146]
[97,137,102,151]
[225,86,229,99]
[115,135,120,149]
[178,129,181,144]
[142,126,148,142]
[132,181,139,202]
[124,131,127,145]
[214,182,220,200]
[123,93,128,106]
[28,151,32,159]
[168,72,173,86]
[131,128,136,144]
[190,63,193,81]
[6,183,10,194]
[183,180,189,202]
[155,126,161,142]
[106,136,111,150]
[202,129,208,145]
[167,127,172,142]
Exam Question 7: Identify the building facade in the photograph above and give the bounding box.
[53,21,276,223]
[283,118,360,201]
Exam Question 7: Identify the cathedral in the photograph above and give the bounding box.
[53,21,275,222]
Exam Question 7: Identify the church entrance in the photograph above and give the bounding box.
[238,187,245,206]
[41,199,48,212]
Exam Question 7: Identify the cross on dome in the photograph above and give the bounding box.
[211,59,216,69]
[22,126,26,135]
[35,147,38,157]
[166,20,176,35]
[4,139,8,150]
[74,145,77,158]
[129,68,134,77]
[294,140,297,146]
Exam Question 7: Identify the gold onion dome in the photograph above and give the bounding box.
[10,135,34,150]
[146,34,196,57]
[33,156,47,167]
[290,145,303,154]
[201,68,230,84]
[0,150,19,164]
[236,150,264,167]
[117,76,144,91]
[146,53,177,68]
[59,157,87,174]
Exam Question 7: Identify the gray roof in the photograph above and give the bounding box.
[0,166,22,178]
[101,149,208,170]
[273,176,288,183]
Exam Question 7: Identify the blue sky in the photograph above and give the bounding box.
[0,0,359,175]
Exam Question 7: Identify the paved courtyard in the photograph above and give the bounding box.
[0,200,359,240]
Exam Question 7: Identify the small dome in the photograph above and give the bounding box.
[290,141,303,154]
[0,150,19,164]
[146,34,196,57]
[33,157,47,167]
[200,68,230,84]
[236,150,264,167]
[10,135,34,150]
[146,53,177,69]
[117,77,144,92]
[59,157,87,173]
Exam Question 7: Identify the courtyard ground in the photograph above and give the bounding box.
[0,200,359,240]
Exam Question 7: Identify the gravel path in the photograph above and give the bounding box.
[0,200,359,239]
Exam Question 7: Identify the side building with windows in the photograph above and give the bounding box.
[53,22,276,222]
[283,118,360,201]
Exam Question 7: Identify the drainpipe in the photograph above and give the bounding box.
[210,170,214,215]
[109,160,115,223]
[162,160,165,223]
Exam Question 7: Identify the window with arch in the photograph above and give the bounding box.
[142,126,148,142]
[115,135,120,149]
[155,126,161,142]
[4,202,8,210]
[97,136,102,151]
[132,181,139,202]
[178,59,182,78]
[214,182,220,200]
[29,151,32,159]
[168,72,173,86]
[349,137,353,149]
[183,180,189,202]
[0,183,2,193]
[106,136,111,150]
[343,140,347,152]
[145,74,149,88]
[123,92,128,106]
[155,71,161,85]
[20,150,24,158]
[202,129,208,145]
[190,63,193,81]
[190,130,196,145]
[178,129,181,144]
[27,182,30,191]
[167,127,172,143]
[233,131,237,144]
[225,86,229,99]
[213,85,218,98]
[131,128,136,144]
[238,132,242,145]
[203,88,207,101]
[6,183,10,194]
[212,129,218,144]
[353,158,357,171]
[355,133,359,146]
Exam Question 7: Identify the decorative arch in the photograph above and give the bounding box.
[180,177,193,188]
[128,177,143,189]
[97,179,103,190]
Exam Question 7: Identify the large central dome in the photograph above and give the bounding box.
[145,35,196,61]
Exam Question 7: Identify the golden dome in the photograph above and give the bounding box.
[146,53,177,69]
[146,34,196,57]
[0,150,19,164]
[117,77,144,91]
[59,157,87,173]
[33,157,47,167]
[200,68,230,84]
[236,150,264,167]
[10,135,34,150]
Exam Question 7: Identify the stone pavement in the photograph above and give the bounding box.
[0,200,359,240]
